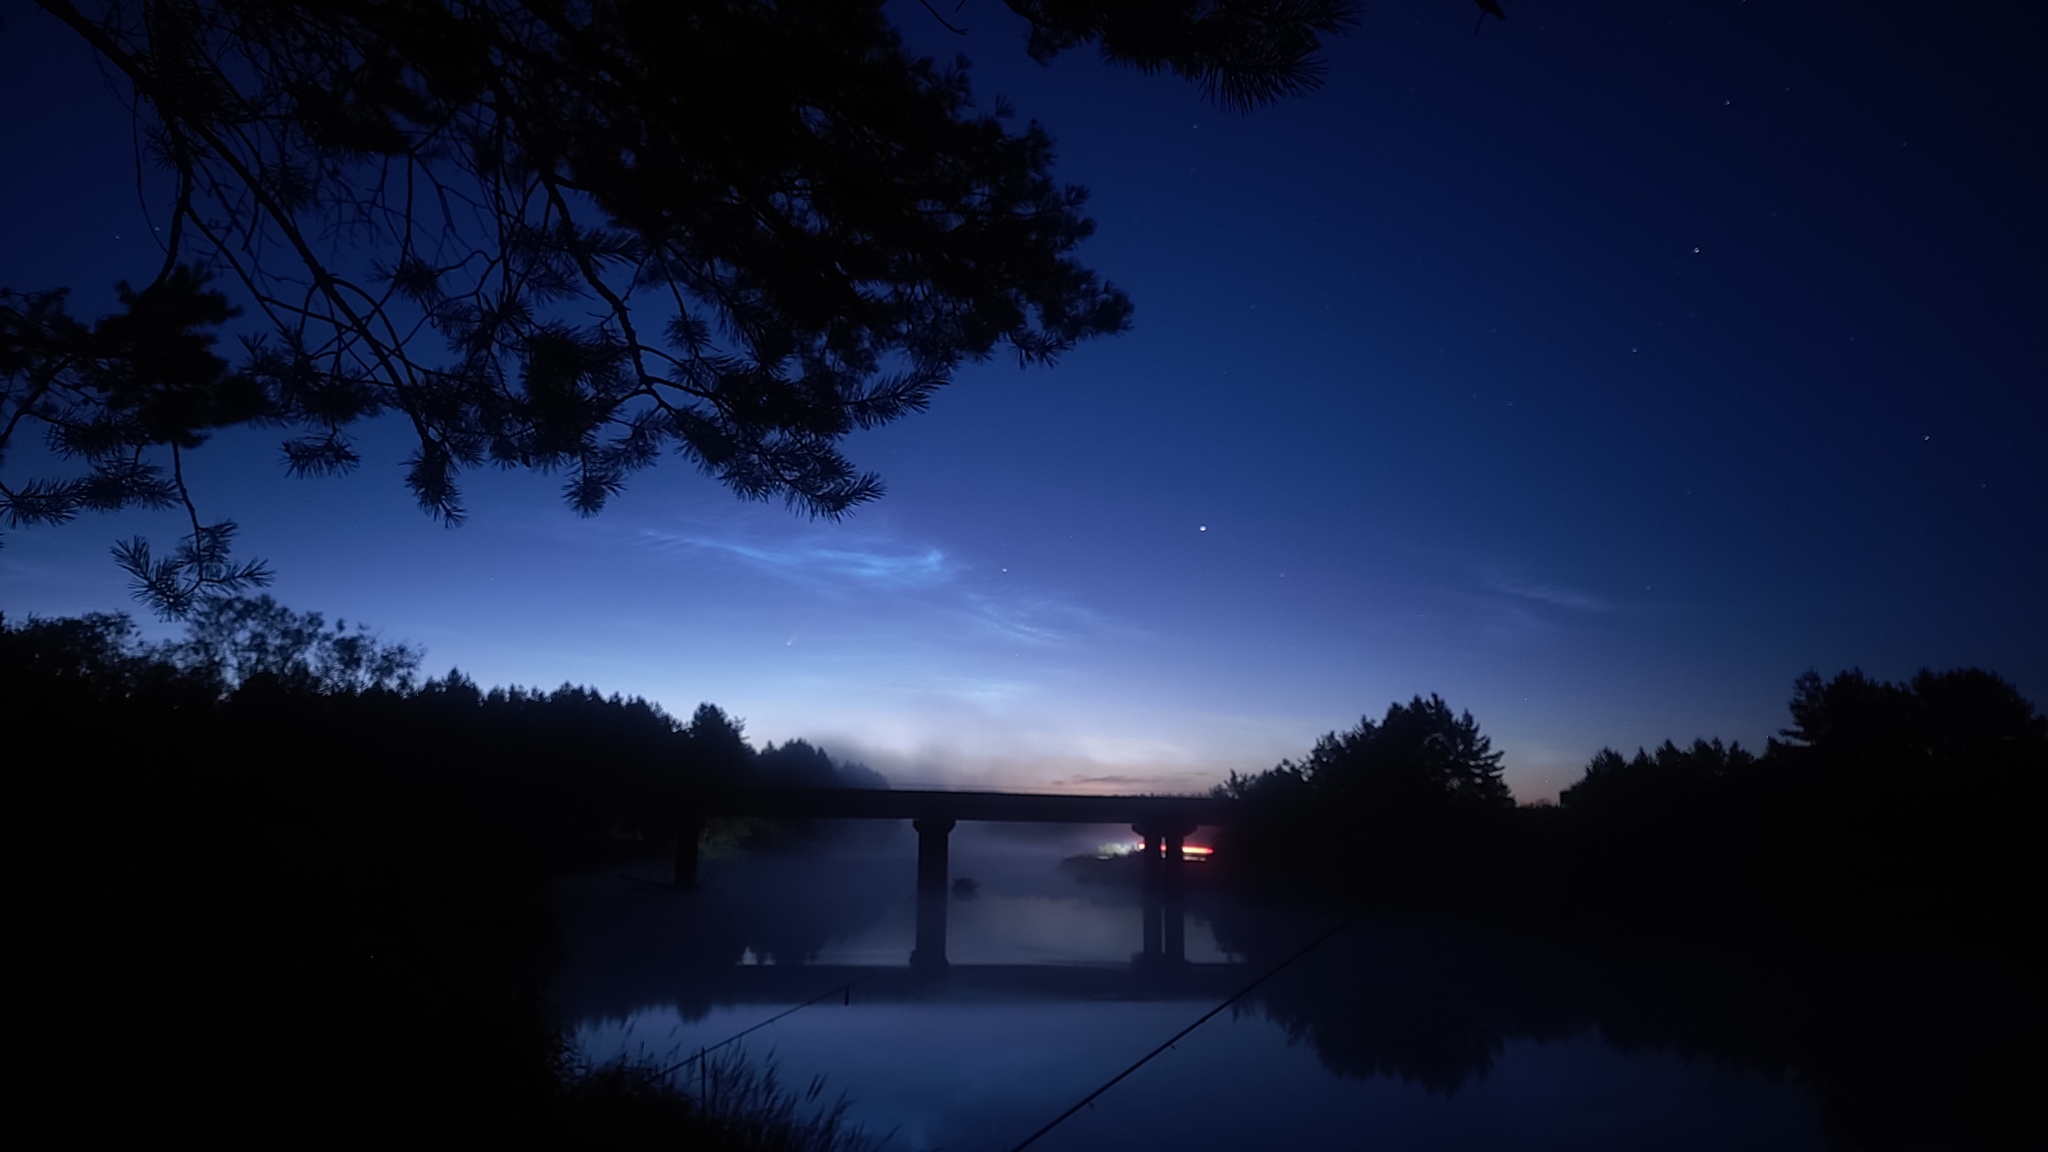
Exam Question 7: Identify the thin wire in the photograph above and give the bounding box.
[644,974,879,1085]
[1003,912,1366,1152]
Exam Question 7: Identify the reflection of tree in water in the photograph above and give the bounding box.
[1210,908,2043,1150]
[717,853,902,967]
[1218,913,1579,1093]
[552,853,901,1025]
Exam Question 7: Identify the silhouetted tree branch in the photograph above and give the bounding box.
[6,0,1408,615]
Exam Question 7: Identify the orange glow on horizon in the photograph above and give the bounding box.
[1098,842,1217,860]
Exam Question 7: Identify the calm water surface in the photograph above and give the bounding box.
[554,825,1823,1151]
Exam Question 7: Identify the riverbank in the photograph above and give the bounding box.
[5,614,874,1145]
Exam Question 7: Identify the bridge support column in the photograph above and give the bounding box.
[914,817,955,895]
[1135,824,1164,892]
[1134,821,1194,967]
[1138,888,1164,963]
[912,817,955,970]
[1163,829,1187,964]
[674,814,704,890]
[1134,823,1164,961]
[1134,823,1195,893]
[913,889,948,971]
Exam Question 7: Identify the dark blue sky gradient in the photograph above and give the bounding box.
[3,0,2042,798]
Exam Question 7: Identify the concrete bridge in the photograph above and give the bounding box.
[677,788,1240,968]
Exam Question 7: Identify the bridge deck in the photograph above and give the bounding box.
[706,788,1237,827]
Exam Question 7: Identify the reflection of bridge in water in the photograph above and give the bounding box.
[682,789,1240,969]
[658,963,1249,1015]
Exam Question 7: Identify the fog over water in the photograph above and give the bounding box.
[554,829,1826,1151]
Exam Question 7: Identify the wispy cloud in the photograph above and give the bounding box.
[951,587,1112,648]
[1491,580,1613,613]
[631,513,1137,658]
[638,528,953,591]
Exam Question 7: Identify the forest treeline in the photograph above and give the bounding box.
[11,597,2041,1139]
[6,599,881,863]
[1216,671,2047,956]
[3,601,879,1147]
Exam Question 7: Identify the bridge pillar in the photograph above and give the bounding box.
[1162,828,1187,963]
[1141,886,1164,961]
[912,817,955,970]
[674,814,704,890]
[912,887,948,971]
[1134,823,1164,960]
[914,817,956,895]
[1134,823,1164,892]
[1134,822,1197,893]
[1133,821,1195,967]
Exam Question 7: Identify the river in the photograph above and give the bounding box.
[550,823,2026,1151]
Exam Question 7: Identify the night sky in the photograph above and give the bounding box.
[3,0,2042,800]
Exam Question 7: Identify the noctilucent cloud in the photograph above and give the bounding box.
[3,0,2043,800]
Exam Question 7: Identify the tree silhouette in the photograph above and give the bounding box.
[166,593,423,692]
[1539,667,2048,948]
[683,702,758,786]
[1292,694,1514,813]
[0,607,217,707]
[5,0,1377,614]
[757,737,888,790]
[1217,694,1512,891]
[1778,666,2048,771]
[1557,737,1756,816]
[1221,695,1511,815]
